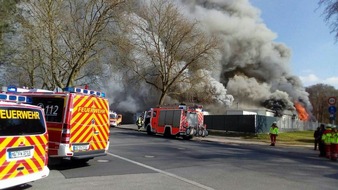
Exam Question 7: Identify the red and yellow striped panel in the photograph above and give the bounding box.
[198,112,204,126]
[70,95,109,151]
[0,134,48,180]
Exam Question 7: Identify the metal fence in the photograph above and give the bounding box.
[204,115,318,134]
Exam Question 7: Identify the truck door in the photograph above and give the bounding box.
[70,95,109,153]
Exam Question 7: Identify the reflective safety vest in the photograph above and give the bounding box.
[269,127,279,135]
[322,130,332,145]
[331,133,338,144]
[136,117,143,126]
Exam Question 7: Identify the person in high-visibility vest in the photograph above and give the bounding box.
[136,115,144,131]
[330,126,337,161]
[322,124,333,159]
[269,122,279,146]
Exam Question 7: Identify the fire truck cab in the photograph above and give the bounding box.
[109,111,122,127]
[143,104,208,140]
[0,93,49,189]
[3,86,110,164]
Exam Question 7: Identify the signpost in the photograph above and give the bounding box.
[328,97,337,124]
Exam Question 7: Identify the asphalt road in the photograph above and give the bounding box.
[6,127,338,190]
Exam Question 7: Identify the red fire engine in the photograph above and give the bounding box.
[2,86,110,164]
[143,104,208,139]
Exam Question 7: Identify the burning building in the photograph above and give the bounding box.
[105,0,313,124]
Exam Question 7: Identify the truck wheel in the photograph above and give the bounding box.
[146,125,153,135]
[198,129,203,136]
[186,128,191,135]
[191,128,196,136]
[164,127,174,138]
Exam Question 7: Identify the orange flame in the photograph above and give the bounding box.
[294,102,309,121]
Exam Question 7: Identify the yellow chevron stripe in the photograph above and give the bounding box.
[70,114,91,142]
[33,138,46,166]
[0,137,13,165]
[74,125,92,143]
[93,136,103,150]
[66,95,109,150]
[31,145,44,168]
[75,96,92,109]
[83,130,93,143]
[72,112,91,133]
[31,137,45,158]
[70,97,92,141]
[91,142,98,150]
[0,136,46,180]
[71,96,91,123]
[26,158,38,173]
[1,160,16,179]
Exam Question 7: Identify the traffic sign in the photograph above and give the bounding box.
[328,97,336,105]
[328,105,337,114]
[330,114,335,120]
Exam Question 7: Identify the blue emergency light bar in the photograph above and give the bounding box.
[7,86,17,92]
[0,93,28,103]
[63,87,105,97]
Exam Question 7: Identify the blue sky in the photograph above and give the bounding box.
[250,0,338,89]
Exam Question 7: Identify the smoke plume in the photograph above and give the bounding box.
[106,0,312,119]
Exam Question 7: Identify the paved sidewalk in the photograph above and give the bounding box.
[114,124,313,149]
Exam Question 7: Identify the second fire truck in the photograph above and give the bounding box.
[143,104,208,140]
[109,111,122,127]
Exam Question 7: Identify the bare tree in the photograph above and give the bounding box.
[319,0,338,41]
[119,0,219,105]
[6,0,124,89]
[306,83,338,123]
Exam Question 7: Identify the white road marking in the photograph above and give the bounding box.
[107,152,215,190]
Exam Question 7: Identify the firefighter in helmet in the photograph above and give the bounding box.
[269,121,279,146]
[136,115,144,131]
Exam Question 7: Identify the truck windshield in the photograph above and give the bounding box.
[110,114,117,119]
[187,113,198,126]
[0,107,46,136]
[30,97,64,122]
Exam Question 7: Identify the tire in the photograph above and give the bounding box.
[201,130,206,137]
[164,127,175,138]
[146,125,153,135]
[198,129,203,136]
[205,130,208,136]
[190,128,195,136]
[186,128,191,135]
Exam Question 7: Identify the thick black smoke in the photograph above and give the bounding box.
[105,0,312,118]
[175,0,312,115]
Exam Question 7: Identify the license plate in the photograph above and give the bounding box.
[73,144,89,151]
[9,150,31,159]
